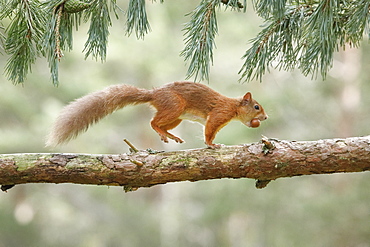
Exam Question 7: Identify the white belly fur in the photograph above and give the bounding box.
[179,112,207,125]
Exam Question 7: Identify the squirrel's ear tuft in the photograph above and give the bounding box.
[243,92,252,102]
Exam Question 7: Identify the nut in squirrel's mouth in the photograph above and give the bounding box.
[246,118,261,128]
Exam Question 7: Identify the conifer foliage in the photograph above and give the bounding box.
[0,0,369,85]
[239,0,370,82]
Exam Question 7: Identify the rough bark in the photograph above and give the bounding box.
[1,136,370,191]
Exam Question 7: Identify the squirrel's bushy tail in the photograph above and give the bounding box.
[46,84,152,147]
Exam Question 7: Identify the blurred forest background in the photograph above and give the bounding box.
[1,1,370,246]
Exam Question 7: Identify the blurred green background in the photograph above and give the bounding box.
[1,1,370,246]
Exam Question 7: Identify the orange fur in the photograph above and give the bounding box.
[46,82,268,148]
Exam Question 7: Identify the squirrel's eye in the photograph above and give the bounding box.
[254,105,260,110]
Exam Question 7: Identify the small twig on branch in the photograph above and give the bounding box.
[0,136,369,192]
[123,139,139,153]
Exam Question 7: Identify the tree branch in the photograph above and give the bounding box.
[1,136,369,192]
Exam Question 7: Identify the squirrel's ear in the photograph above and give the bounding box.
[243,92,252,102]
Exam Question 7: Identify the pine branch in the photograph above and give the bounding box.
[3,0,46,84]
[241,3,315,81]
[43,0,81,85]
[0,0,369,84]
[43,0,115,84]
[2,0,119,85]
[43,2,64,85]
[239,0,370,82]
[344,0,370,45]
[126,0,151,39]
[83,0,112,61]
[181,0,220,81]
[1,136,370,192]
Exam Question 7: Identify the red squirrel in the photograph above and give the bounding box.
[46,81,268,148]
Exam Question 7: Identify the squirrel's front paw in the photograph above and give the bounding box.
[207,143,222,149]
